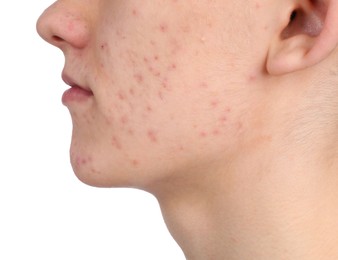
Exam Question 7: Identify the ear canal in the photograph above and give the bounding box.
[281,9,324,39]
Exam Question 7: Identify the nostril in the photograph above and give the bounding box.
[52,35,64,42]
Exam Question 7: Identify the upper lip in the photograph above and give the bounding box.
[61,72,93,93]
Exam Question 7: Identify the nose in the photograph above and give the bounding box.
[36,1,90,50]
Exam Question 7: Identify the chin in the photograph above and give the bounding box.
[69,151,139,188]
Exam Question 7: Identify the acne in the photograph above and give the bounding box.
[131,8,139,17]
[131,159,140,167]
[75,155,92,166]
[120,115,129,125]
[118,91,126,101]
[129,88,135,96]
[159,23,169,33]
[100,43,107,50]
[199,131,208,138]
[147,130,158,143]
[146,105,153,113]
[248,74,257,82]
[134,73,144,84]
[111,136,123,150]
[168,63,177,71]
[212,129,220,136]
[210,100,219,108]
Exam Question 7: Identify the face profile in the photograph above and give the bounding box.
[37,1,338,259]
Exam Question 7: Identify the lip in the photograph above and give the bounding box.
[61,73,93,104]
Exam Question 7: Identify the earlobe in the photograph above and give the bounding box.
[267,0,338,75]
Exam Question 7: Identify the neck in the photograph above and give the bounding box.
[153,142,338,259]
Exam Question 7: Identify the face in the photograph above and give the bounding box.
[37,0,268,190]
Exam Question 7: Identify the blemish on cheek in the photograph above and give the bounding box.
[111,136,122,150]
[128,129,135,136]
[212,129,220,136]
[118,91,126,101]
[199,82,209,89]
[120,115,129,125]
[129,88,135,96]
[146,106,153,113]
[131,159,140,167]
[158,91,164,101]
[159,23,169,33]
[248,74,257,82]
[255,2,262,9]
[132,8,139,17]
[219,116,228,124]
[147,130,158,143]
[134,73,144,84]
[168,63,177,71]
[199,131,208,138]
[210,100,219,108]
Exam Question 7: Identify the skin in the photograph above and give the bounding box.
[37,0,338,259]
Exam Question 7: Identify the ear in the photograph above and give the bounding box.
[267,0,338,75]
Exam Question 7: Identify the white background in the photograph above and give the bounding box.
[0,1,184,259]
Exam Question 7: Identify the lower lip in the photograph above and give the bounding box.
[62,87,93,104]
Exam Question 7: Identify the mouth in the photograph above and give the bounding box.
[61,73,94,104]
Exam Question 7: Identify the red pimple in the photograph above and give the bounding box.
[220,116,228,124]
[146,106,153,112]
[134,73,144,83]
[128,129,134,136]
[132,159,140,167]
[159,23,169,33]
[255,2,262,9]
[120,115,129,125]
[147,130,158,143]
[132,8,139,17]
[199,82,209,89]
[129,88,135,96]
[199,131,208,138]
[212,129,220,136]
[169,63,177,70]
[210,100,219,108]
[248,74,257,82]
[111,136,122,150]
[118,91,126,101]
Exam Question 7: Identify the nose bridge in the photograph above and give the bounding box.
[36,1,90,49]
